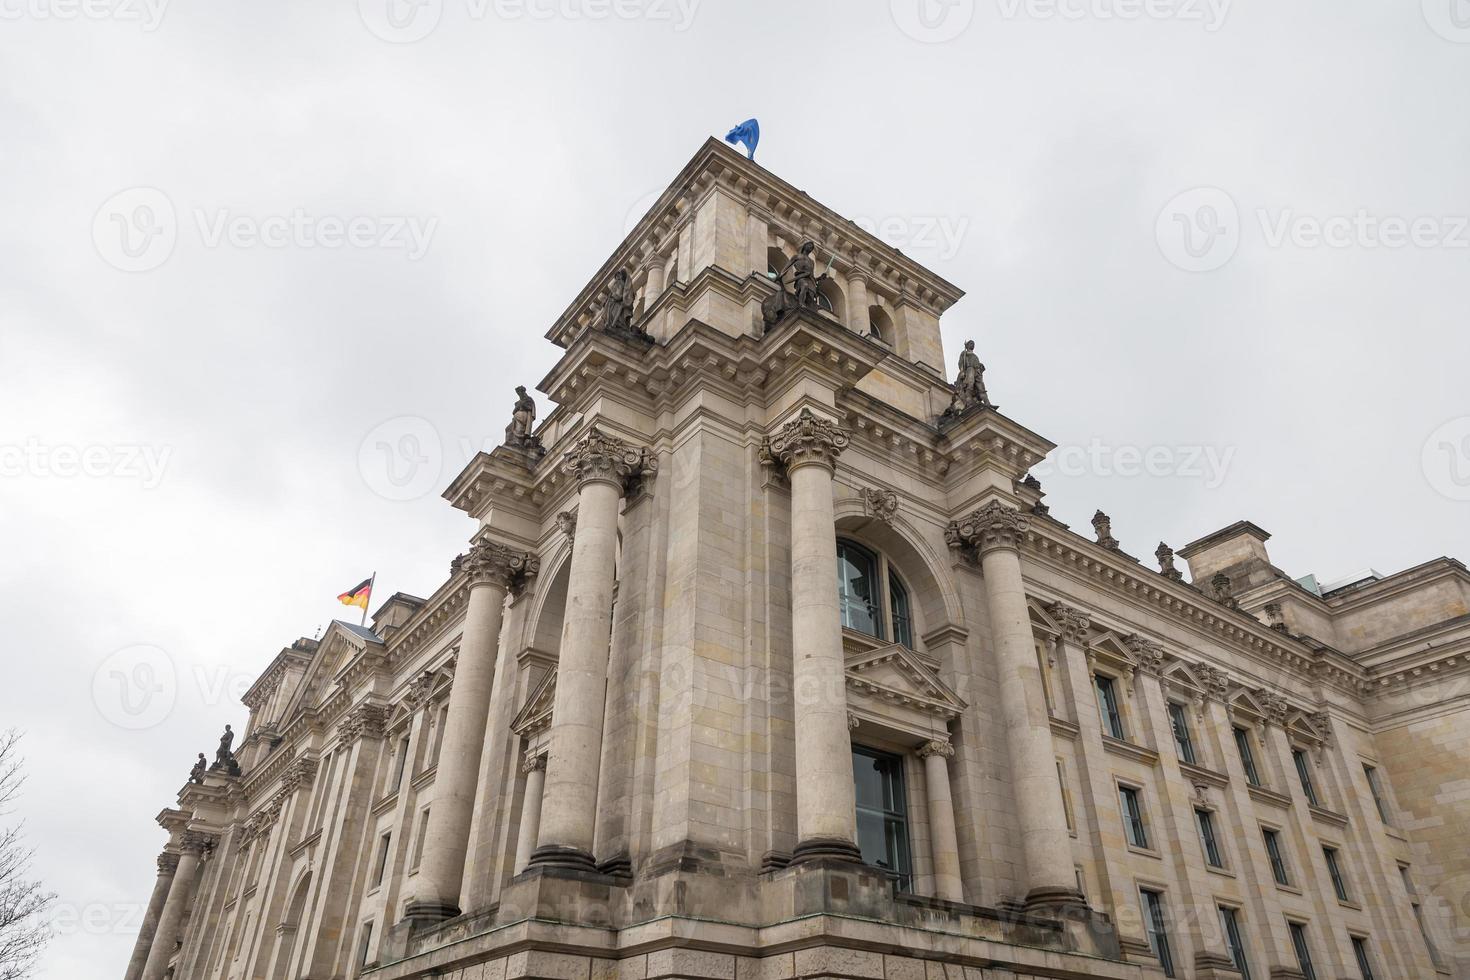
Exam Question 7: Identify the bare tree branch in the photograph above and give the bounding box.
[0,732,53,980]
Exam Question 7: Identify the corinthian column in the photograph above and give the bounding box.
[919,740,963,902]
[948,501,1082,912]
[406,541,537,923]
[762,407,861,864]
[513,753,547,873]
[140,832,211,980]
[530,426,655,871]
[123,852,178,980]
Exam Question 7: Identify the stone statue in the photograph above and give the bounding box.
[211,724,242,777]
[941,340,994,420]
[189,753,207,785]
[761,241,832,331]
[504,385,543,456]
[603,268,633,334]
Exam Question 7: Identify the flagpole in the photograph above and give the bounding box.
[362,571,376,627]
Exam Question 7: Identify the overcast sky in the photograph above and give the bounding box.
[3,1,1469,976]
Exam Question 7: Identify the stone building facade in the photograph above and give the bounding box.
[124,140,1470,980]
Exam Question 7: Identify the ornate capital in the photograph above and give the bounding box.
[338,701,387,743]
[946,500,1031,557]
[521,753,547,775]
[861,487,899,524]
[281,756,319,793]
[157,852,180,876]
[1196,663,1231,703]
[403,670,436,710]
[561,425,657,493]
[918,739,954,760]
[1125,634,1167,676]
[1048,601,1091,643]
[179,830,218,856]
[1254,688,1291,728]
[759,408,850,474]
[451,541,540,594]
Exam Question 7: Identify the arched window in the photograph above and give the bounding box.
[836,538,916,647]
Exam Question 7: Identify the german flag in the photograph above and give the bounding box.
[337,576,373,611]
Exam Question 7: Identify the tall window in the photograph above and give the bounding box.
[1363,765,1390,823]
[1233,727,1261,786]
[1263,827,1290,886]
[1168,702,1196,764]
[1119,785,1148,848]
[1195,808,1223,868]
[1292,749,1319,806]
[1323,846,1350,902]
[1350,936,1376,980]
[372,832,392,888]
[1402,866,1444,967]
[852,747,912,890]
[835,539,915,647]
[357,921,374,972]
[1219,906,1252,980]
[1096,675,1126,739]
[390,734,410,792]
[411,808,431,870]
[1287,922,1317,980]
[1140,889,1176,978]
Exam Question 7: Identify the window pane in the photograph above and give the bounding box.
[889,574,913,649]
[852,747,912,891]
[1288,923,1317,980]
[1096,675,1125,739]
[1293,750,1319,806]
[1234,727,1261,786]
[836,541,881,637]
[1169,703,1196,764]
[1351,937,1375,980]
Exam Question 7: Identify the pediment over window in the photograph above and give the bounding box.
[511,670,556,739]
[846,643,967,739]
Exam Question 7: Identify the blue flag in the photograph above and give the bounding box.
[725,118,760,161]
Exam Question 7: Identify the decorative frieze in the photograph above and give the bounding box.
[759,407,850,474]
[945,500,1031,558]
[560,425,657,494]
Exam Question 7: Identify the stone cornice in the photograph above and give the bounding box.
[1319,556,1468,611]
[545,138,963,349]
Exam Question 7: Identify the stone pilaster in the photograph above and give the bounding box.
[761,408,861,864]
[123,852,178,980]
[918,739,963,902]
[406,541,536,924]
[530,426,655,871]
[948,501,1083,912]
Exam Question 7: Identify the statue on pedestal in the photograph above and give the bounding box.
[504,385,543,455]
[941,340,994,420]
[602,268,652,343]
[189,753,207,785]
[210,724,242,777]
[761,241,832,332]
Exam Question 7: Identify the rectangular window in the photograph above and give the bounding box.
[1140,889,1176,978]
[1195,808,1223,868]
[1233,727,1261,786]
[411,808,430,870]
[1096,674,1126,739]
[1287,922,1317,980]
[1363,765,1390,823]
[1168,702,1196,764]
[358,921,374,972]
[1219,906,1252,980]
[1263,828,1290,886]
[1323,846,1350,902]
[1057,761,1074,831]
[391,735,410,792]
[1293,749,1319,806]
[852,747,912,891]
[373,832,392,888]
[1119,785,1149,849]
[1351,936,1376,980]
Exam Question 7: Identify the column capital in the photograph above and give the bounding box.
[1125,634,1167,675]
[178,830,218,856]
[1047,601,1091,643]
[946,500,1030,556]
[452,540,540,593]
[918,739,954,760]
[521,753,547,775]
[560,425,657,493]
[156,852,180,875]
[337,701,387,743]
[759,407,850,474]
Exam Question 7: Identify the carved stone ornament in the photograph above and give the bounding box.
[554,510,577,544]
[861,487,899,524]
[403,670,436,709]
[451,541,540,595]
[945,500,1031,558]
[281,756,319,793]
[1254,688,1291,728]
[1091,510,1119,551]
[1048,601,1091,644]
[561,425,658,494]
[759,408,850,475]
[521,753,547,775]
[1196,663,1231,703]
[1155,541,1184,581]
[179,830,218,856]
[338,702,387,743]
[1211,572,1238,608]
[1125,634,1168,676]
[917,739,955,760]
[157,852,180,876]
